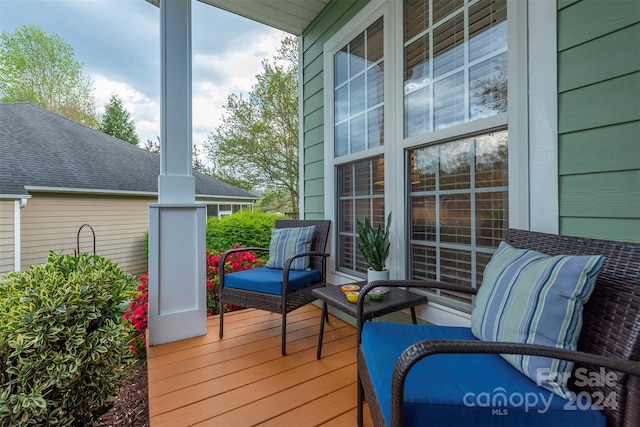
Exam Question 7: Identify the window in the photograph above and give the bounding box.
[325,0,514,299]
[405,0,508,304]
[329,14,387,277]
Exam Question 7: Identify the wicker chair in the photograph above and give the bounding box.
[218,219,330,356]
[357,228,640,426]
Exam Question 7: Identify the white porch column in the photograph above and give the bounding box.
[148,0,207,345]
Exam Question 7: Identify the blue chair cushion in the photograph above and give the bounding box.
[224,267,321,295]
[361,322,606,427]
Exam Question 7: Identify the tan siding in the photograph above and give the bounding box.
[0,200,15,275]
[20,193,153,276]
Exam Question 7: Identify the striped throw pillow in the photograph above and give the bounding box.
[471,241,604,399]
[265,226,316,270]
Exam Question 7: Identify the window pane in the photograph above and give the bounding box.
[405,0,428,41]
[439,138,470,190]
[368,65,384,108]
[335,48,349,86]
[476,191,508,248]
[434,72,464,130]
[372,156,385,194]
[334,18,385,157]
[408,131,508,292]
[405,35,430,93]
[335,123,348,157]
[470,53,507,120]
[337,156,385,276]
[350,74,366,116]
[339,199,354,233]
[475,131,508,188]
[367,18,384,62]
[411,196,436,241]
[404,0,507,138]
[469,0,507,61]
[440,193,471,244]
[354,161,371,196]
[350,114,366,153]
[350,33,366,77]
[433,0,464,24]
[410,145,438,192]
[368,106,384,148]
[410,244,437,280]
[433,12,464,78]
[335,85,348,123]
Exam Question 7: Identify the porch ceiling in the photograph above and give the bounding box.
[198,0,329,35]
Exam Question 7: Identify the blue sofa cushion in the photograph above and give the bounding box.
[471,242,604,398]
[224,267,321,295]
[361,322,606,427]
[265,225,316,270]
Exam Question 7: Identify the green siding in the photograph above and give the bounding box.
[559,171,640,218]
[558,72,640,134]
[557,0,639,51]
[559,122,640,175]
[558,24,640,92]
[301,0,370,219]
[558,0,640,243]
[560,217,640,242]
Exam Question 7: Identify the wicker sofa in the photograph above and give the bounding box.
[357,228,640,426]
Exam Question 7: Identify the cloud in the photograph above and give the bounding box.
[1,0,287,166]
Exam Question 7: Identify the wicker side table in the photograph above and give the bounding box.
[312,283,429,359]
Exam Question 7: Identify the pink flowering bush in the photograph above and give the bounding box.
[123,247,261,357]
[206,246,261,315]
[122,273,148,357]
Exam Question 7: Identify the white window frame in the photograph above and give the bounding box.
[321,0,557,300]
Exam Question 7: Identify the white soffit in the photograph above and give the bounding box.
[197,0,329,35]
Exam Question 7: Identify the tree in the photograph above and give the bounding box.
[0,25,98,128]
[141,136,211,174]
[100,94,140,145]
[205,36,299,213]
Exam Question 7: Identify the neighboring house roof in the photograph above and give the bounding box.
[0,102,257,201]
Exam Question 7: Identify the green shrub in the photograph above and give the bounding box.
[0,252,136,426]
[205,210,287,255]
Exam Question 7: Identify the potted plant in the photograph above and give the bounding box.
[356,211,392,291]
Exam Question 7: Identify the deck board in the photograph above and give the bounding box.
[147,305,373,426]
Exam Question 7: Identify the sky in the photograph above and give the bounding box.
[0,0,287,159]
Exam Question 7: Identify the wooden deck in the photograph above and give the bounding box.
[147,304,373,426]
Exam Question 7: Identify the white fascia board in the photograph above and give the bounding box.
[0,194,32,200]
[23,186,255,202]
[24,186,158,197]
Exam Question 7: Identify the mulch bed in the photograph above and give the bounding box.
[96,360,149,427]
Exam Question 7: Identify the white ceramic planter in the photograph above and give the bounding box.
[367,268,390,292]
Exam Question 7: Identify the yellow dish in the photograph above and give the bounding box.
[345,291,359,303]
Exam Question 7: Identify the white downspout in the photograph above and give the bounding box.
[14,198,27,271]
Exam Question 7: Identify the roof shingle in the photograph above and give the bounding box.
[0,102,256,200]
